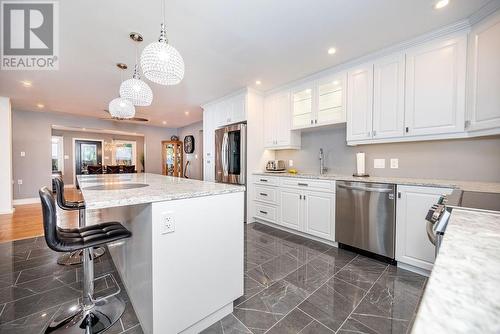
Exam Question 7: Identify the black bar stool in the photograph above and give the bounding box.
[39,186,131,333]
[54,177,105,265]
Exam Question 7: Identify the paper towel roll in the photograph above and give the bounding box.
[356,152,365,175]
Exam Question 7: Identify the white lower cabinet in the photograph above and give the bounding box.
[253,176,335,242]
[279,188,302,230]
[395,185,453,271]
[303,190,335,241]
[254,175,335,241]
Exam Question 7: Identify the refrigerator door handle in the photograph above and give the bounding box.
[222,132,229,175]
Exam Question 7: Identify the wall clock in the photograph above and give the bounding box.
[184,135,195,154]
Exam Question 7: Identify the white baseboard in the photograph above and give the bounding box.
[13,197,40,205]
[397,261,431,277]
[0,208,14,214]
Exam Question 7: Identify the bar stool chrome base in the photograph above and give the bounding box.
[44,295,125,333]
[57,247,105,266]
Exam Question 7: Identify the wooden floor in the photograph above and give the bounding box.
[0,188,84,243]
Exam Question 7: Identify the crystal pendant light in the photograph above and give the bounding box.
[140,0,184,85]
[109,63,136,119]
[120,33,153,106]
[109,97,135,119]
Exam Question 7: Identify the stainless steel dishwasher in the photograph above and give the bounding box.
[335,181,396,258]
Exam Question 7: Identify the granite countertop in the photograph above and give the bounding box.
[411,208,500,333]
[77,173,245,210]
[253,171,500,193]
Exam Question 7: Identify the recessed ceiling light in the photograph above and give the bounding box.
[434,0,449,9]
[184,111,189,116]
[327,47,337,55]
[333,80,340,85]
[162,121,167,125]
[36,103,44,109]
[255,80,261,85]
[21,80,32,87]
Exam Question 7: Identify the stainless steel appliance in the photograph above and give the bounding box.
[426,190,500,255]
[336,181,396,258]
[215,123,246,185]
[266,160,286,172]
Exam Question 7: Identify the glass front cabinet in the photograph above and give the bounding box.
[162,140,184,177]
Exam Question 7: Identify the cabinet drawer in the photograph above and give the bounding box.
[254,175,278,186]
[254,203,277,222]
[280,178,335,193]
[255,185,278,204]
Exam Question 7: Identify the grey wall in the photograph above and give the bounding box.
[275,126,500,182]
[13,110,177,199]
[51,129,145,185]
[178,121,203,180]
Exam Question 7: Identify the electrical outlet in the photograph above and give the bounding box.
[20,151,25,157]
[374,159,386,169]
[289,160,294,167]
[17,179,23,185]
[161,212,175,234]
[390,158,399,169]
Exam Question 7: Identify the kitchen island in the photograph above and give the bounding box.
[411,208,500,333]
[77,173,245,334]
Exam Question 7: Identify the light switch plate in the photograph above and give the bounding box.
[20,151,25,157]
[374,159,386,169]
[390,158,399,169]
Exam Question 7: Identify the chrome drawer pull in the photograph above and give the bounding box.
[260,179,268,182]
[259,210,268,215]
[298,183,308,186]
[259,193,268,196]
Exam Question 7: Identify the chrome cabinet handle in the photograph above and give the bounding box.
[373,130,377,136]
[298,183,308,187]
[315,119,318,124]
[259,210,268,215]
[259,193,268,196]
[260,179,268,182]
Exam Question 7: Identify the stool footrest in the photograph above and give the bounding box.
[89,273,121,304]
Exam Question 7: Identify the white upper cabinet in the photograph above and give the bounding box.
[317,73,347,126]
[467,11,500,132]
[213,92,247,128]
[263,90,301,150]
[347,64,374,141]
[405,35,467,136]
[372,53,405,139]
[291,83,314,129]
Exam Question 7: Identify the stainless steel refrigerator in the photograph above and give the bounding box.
[215,123,247,218]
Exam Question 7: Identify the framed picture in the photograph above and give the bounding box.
[184,135,195,153]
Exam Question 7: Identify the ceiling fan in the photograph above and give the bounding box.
[101,109,149,122]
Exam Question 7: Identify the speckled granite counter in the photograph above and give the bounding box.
[253,172,500,193]
[78,173,245,210]
[411,209,500,333]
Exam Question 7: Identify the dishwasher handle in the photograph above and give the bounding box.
[337,183,393,193]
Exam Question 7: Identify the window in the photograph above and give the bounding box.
[51,136,64,173]
[112,140,137,166]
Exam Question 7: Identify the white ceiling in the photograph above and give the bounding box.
[0,0,492,128]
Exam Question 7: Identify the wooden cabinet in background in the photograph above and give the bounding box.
[162,140,183,177]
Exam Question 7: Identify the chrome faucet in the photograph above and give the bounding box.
[319,148,327,175]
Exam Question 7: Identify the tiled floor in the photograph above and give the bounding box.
[202,223,427,334]
[0,237,142,334]
[0,222,426,334]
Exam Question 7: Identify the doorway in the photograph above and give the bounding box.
[75,140,102,183]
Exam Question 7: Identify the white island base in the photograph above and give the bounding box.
[98,192,244,334]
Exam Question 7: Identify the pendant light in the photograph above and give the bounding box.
[120,33,153,106]
[140,0,184,85]
[109,63,136,119]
